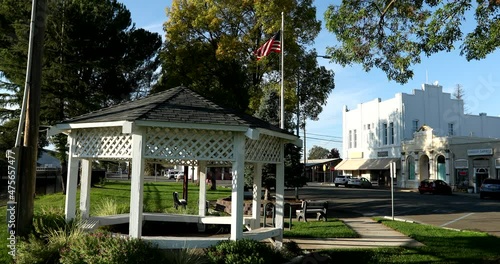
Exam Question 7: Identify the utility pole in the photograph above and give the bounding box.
[15,0,47,237]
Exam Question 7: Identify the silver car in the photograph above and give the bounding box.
[480,178,500,199]
[347,177,372,188]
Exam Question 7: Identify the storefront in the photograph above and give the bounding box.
[402,125,500,192]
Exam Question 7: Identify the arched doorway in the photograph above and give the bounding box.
[437,155,446,181]
[419,155,430,180]
[473,158,489,191]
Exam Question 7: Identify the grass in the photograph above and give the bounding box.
[2,180,500,263]
[316,218,500,264]
[0,180,233,262]
[284,220,359,238]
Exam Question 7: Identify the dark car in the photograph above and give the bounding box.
[418,179,452,195]
[480,178,500,199]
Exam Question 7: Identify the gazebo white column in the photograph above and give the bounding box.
[230,132,245,240]
[65,134,79,222]
[129,127,145,238]
[198,161,207,216]
[79,159,92,219]
[274,141,285,245]
[251,163,262,230]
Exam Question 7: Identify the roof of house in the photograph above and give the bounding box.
[59,86,293,135]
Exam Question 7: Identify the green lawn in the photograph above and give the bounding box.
[317,218,500,263]
[0,180,233,262]
[284,220,359,238]
[2,181,500,263]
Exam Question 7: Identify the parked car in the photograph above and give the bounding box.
[418,179,452,195]
[175,172,184,181]
[479,178,500,199]
[334,175,352,187]
[346,177,372,188]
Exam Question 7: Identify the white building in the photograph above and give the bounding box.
[336,83,500,187]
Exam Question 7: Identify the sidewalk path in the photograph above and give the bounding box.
[286,217,424,250]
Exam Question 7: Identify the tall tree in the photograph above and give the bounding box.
[0,0,162,160]
[156,0,335,127]
[452,84,470,114]
[324,1,500,84]
[308,145,329,159]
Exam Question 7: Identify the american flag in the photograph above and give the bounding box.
[255,31,281,60]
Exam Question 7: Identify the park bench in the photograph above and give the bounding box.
[296,200,328,222]
[173,192,187,209]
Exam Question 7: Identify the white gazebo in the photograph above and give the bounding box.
[50,86,299,248]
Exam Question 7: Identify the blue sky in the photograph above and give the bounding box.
[120,0,500,157]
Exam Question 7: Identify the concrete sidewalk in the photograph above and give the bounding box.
[286,217,424,249]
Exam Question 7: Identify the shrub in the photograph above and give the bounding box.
[205,239,285,264]
[16,209,84,264]
[94,199,129,216]
[280,240,303,260]
[16,235,62,264]
[60,231,165,264]
[163,248,208,264]
[32,207,67,239]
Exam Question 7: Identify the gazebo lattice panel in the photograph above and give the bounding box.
[73,127,132,159]
[144,127,233,161]
[245,134,281,163]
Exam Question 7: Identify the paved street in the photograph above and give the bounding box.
[284,185,500,237]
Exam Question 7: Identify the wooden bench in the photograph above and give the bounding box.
[296,200,328,222]
[173,192,187,209]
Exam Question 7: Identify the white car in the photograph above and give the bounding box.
[347,177,372,188]
[175,172,184,180]
[334,175,351,187]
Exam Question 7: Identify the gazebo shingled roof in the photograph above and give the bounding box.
[61,86,292,136]
[53,86,298,249]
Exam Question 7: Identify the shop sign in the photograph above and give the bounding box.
[467,148,493,156]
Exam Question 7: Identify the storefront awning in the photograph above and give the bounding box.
[335,158,400,171]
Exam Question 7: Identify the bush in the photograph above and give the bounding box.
[205,239,285,264]
[94,199,129,216]
[32,207,67,239]
[163,248,208,264]
[16,234,62,264]
[16,208,83,264]
[280,241,303,260]
[60,231,165,264]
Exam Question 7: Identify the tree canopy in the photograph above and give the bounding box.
[156,0,335,129]
[0,0,162,159]
[324,1,500,84]
[308,145,330,159]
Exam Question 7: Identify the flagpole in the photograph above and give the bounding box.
[280,12,284,129]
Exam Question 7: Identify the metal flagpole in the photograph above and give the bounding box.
[280,12,284,129]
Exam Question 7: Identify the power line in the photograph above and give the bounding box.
[306,132,342,139]
[306,136,343,143]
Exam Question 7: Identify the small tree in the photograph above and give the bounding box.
[308,146,329,160]
[327,148,341,159]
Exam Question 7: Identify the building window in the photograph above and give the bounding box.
[448,123,454,136]
[354,129,357,148]
[412,120,419,132]
[407,156,415,180]
[389,122,394,144]
[348,130,352,148]
[383,123,388,145]
[367,124,371,130]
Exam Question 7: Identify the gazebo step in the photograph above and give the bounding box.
[80,219,100,231]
